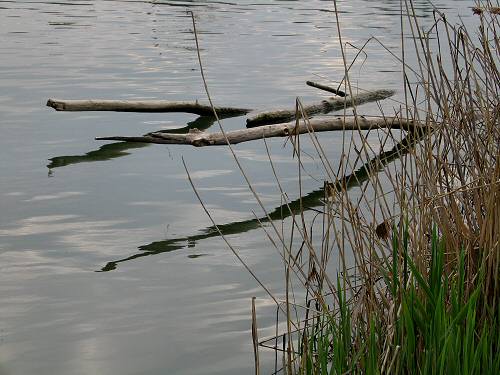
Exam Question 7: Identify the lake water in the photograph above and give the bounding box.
[0,1,473,374]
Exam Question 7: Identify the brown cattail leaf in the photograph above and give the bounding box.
[472,7,483,15]
[472,7,500,15]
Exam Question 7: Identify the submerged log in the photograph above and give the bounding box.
[46,99,251,116]
[245,89,395,127]
[96,116,426,147]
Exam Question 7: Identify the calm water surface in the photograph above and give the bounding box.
[0,1,472,374]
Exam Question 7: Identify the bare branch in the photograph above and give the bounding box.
[96,115,426,147]
[306,80,346,97]
[46,98,251,116]
[245,89,395,127]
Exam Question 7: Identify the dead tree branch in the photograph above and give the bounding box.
[46,99,251,116]
[96,115,426,147]
[306,80,346,97]
[245,89,395,127]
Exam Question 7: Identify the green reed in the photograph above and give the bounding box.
[299,227,499,374]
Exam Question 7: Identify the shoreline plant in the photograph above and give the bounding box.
[246,1,500,374]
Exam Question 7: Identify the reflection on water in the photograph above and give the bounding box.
[99,185,325,271]
[47,141,150,170]
[100,130,423,272]
[0,0,471,374]
[47,114,240,170]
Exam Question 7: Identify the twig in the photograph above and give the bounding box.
[306,80,346,97]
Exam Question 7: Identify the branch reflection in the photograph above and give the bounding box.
[99,130,424,272]
[47,115,224,171]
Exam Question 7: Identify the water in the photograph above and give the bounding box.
[0,1,473,374]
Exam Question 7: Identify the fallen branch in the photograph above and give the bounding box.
[96,115,426,147]
[306,80,346,97]
[46,98,251,116]
[47,87,393,128]
[245,89,395,127]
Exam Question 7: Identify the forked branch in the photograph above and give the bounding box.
[96,115,427,147]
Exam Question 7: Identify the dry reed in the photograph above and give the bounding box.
[249,1,499,373]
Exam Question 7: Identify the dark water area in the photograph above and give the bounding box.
[0,1,473,374]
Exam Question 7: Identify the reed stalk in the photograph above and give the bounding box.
[247,1,499,373]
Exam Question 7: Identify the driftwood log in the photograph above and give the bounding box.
[46,99,251,116]
[47,86,394,128]
[245,89,395,127]
[96,116,426,147]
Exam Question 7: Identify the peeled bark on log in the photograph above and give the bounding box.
[96,115,426,147]
[245,89,395,127]
[46,99,251,116]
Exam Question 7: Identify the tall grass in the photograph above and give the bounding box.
[298,228,499,374]
[248,1,499,373]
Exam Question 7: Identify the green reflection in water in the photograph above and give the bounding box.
[99,130,424,272]
[47,115,226,170]
[47,141,149,170]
